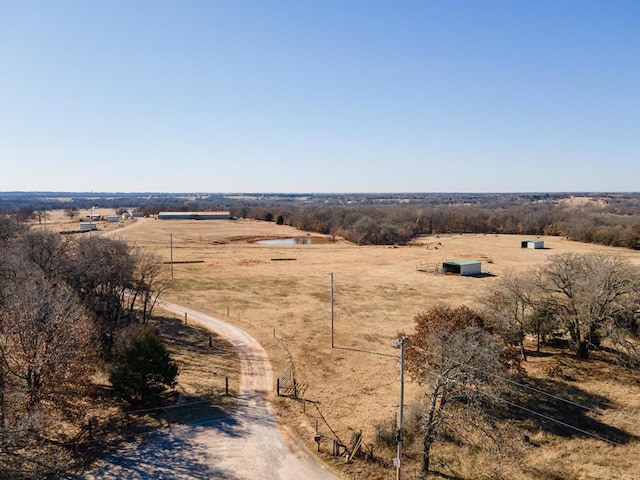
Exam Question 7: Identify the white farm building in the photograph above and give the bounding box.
[521,239,544,249]
[442,259,481,276]
[80,222,98,231]
[158,211,232,220]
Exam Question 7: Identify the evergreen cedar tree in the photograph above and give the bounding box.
[109,330,179,407]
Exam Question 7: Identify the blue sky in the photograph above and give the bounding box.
[1,0,638,193]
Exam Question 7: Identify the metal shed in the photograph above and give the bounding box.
[442,259,481,276]
[80,222,98,231]
[521,240,544,249]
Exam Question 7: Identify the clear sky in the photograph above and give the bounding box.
[0,0,638,193]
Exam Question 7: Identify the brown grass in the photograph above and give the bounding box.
[99,218,640,479]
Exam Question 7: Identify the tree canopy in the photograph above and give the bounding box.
[406,305,513,478]
[0,217,171,475]
[535,253,640,359]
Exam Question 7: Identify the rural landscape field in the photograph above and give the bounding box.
[9,201,635,480]
[2,1,639,478]
[37,206,640,480]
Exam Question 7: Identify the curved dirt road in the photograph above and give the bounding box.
[81,301,339,480]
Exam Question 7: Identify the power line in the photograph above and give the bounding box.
[333,276,605,417]
[334,277,608,429]
[328,380,397,403]
[332,277,619,444]
[499,397,622,446]
[408,344,601,415]
[418,366,621,446]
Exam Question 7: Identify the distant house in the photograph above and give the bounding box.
[521,239,544,249]
[80,222,98,231]
[106,216,120,223]
[442,259,481,276]
[158,211,232,220]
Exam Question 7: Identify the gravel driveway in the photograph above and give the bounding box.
[79,301,339,480]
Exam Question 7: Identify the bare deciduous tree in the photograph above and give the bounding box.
[64,236,136,355]
[17,230,68,281]
[535,253,640,359]
[484,270,538,361]
[406,305,513,479]
[127,250,168,324]
[35,210,50,225]
[64,207,79,220]
[0,266,96,429]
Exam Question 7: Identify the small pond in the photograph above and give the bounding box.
[257,237,332,245]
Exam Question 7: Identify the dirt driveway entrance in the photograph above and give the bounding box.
[79,301,339,480]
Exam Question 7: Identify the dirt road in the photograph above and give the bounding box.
[80,301,339,480]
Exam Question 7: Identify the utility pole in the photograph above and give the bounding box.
[330,272,334,348]
[394,336,407,480]
[170,233,174,280]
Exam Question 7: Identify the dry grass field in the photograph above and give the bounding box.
[45,214,640,479]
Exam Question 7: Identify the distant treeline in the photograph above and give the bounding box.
[118,193,640,249]
[2,192,639,249]
[232,202,640,249]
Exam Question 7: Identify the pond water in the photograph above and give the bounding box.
[257,237,331,245]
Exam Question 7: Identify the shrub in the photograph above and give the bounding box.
[109,329,178,407]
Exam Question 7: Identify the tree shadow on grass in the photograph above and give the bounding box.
[499,375,638,445]
[524,349,555,358]
[154,393,228,422]
[598,346,640,381]
[430,471,465,480]
[153,314,238,362]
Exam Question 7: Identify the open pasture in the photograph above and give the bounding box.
[111,218,640,479]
